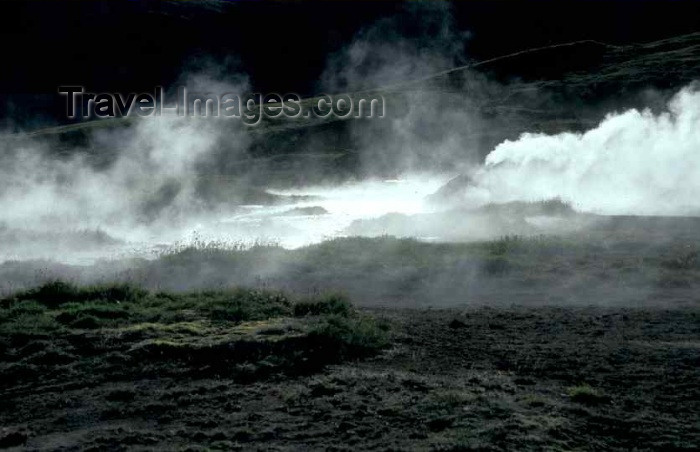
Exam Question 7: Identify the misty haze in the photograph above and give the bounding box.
[0,1,699,450]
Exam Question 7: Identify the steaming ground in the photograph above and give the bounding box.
[2,85,699,267]
[208,175,448,248]
[0,174,449,264]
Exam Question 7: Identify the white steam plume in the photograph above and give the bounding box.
[466,85,700,216]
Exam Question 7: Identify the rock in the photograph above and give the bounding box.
[426,417,454,432]
[277,206,328,216]
[0,428,28,448]
[426,174,475,204]
[449,318,467,329]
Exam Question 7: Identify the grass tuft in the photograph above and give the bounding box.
[4,281,147,308]
[309,314,390,357]
[293,294,353,317]
[567,384,610,406]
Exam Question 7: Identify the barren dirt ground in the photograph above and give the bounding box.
[2,306,698,451]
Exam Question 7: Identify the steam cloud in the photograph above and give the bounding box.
[0,1,698,266]
[1,117,226,233]
[466,86,700,216]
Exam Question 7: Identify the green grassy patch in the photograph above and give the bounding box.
[0,282,390,386]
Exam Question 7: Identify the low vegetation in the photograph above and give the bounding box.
[567,384,610,406]
[0,282,390,388]
[3,234,700,306]
[1,283,698,450]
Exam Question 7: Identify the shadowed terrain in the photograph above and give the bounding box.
[2,298,697,450]
[1,229,699,449]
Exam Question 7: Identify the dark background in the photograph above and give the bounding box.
[0,0,698,129]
